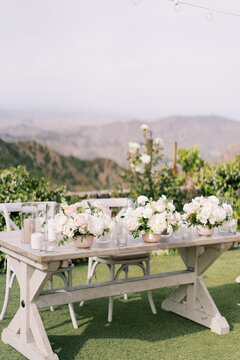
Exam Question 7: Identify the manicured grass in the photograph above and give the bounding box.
[0,250,240,360]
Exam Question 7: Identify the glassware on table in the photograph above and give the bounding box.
[21,202,38,244]
[229,218,238,235]
[181,224,192,240]
[45,203,61,252]
[116,219,128,247]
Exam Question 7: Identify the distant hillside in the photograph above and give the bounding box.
[209,144,240,165]
[0,139,125,191]
[1,112,240,166]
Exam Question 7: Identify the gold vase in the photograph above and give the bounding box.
[196,226,214,236]
[142,233,161,243]
[74,235,94,249]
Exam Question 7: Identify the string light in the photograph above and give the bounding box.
[132,0,141,5]
[206,11,214,21]
[170,0,240,19]
[174,1,182,12]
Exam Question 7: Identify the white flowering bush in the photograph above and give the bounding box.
[122,195,182,238]
[56,201,112,245]
[182,195,232,228]
[124,124,164,199]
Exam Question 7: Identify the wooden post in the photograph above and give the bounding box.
[173,141,178,174]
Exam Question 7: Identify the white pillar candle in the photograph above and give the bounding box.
[48,219,57,242]
[31,232,43,250]
[23,218,36,244]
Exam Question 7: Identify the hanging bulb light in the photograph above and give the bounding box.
[174,0,182,12]
[206,11,214,21]
[132,0,141,5]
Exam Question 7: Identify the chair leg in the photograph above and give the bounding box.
[54,272,78,329]
[146,260,157,314]
[80,258,99,307]
[49,277,54,312]
[108,264,115,323]
[124,267,128,300]
[0,259,15,321]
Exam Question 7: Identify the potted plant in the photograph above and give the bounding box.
[56,201,112,248]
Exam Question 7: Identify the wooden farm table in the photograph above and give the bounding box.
[0,230,239,360]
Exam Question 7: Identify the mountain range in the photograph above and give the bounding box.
[1,112,240,166]
[0,138,124,191]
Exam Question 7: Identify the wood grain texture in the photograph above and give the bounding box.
[0,230,238,263]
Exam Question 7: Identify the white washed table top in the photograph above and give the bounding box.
[0,230,239,263]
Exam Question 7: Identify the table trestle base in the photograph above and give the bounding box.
[162,243,232,335]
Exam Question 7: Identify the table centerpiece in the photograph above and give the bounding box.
[182,195,233,236]
[56,200,112,248]
[122,195,182,242]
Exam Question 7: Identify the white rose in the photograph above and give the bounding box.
[140,154,151,164]
[140,124,149,131]
[208,196,219,205]
[88,215,104,237]
[142,205,153,219]
[152,201,165,213]
[148,213,167,234]
[168,202,175,212]
[126,218,139,231]
[137,196,149,206]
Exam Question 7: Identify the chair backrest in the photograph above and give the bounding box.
[87,198,131,218]
[0,202,57,232]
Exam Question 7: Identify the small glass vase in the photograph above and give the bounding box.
[197,225,214,236]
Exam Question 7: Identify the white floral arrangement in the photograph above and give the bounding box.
[182,195,233,228]
[56,201,112,245]
[122,195,182,238]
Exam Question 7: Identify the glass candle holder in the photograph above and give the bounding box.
[21,203,38,244]
[229,218,238,234]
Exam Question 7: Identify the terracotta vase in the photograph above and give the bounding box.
[74,235,94,249]
[142,233,161,243]
[196,226,214,236]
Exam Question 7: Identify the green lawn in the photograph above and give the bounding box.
[0,250,240,360]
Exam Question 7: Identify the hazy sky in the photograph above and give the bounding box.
[0,0,240,120]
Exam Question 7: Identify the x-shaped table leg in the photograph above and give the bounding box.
[161,243,232,334]
[1,256,60,360]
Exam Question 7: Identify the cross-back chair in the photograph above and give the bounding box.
[0,202,78,329]
[80,198,157,322]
